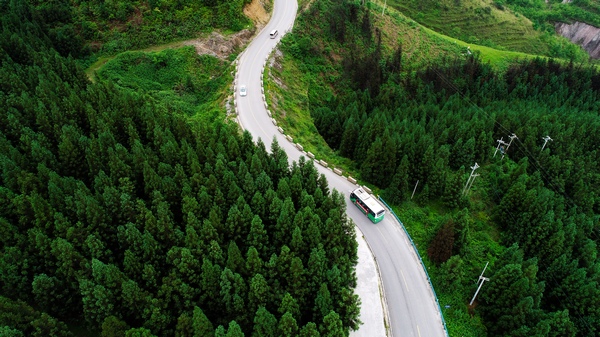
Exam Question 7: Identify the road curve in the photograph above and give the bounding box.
[235,0,447,336]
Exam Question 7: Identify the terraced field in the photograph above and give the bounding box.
[384,0,550,54]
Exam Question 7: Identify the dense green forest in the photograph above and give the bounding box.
[280,0,600,335]
[26,0,252,58]
[0,2,360,336]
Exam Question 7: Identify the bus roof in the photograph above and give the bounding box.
[352,187,385,215]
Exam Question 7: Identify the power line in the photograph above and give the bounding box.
[426,61,597,333]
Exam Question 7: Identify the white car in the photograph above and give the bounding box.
[240,85,247,97]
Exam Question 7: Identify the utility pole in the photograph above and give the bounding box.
[497,133,518,160]
[494,137,508,158]
[506,133,518,153]
[382,0,387,15]
[411,180,419,199]
[465,173,479,195]
[462,163,479,195]
[541,135,553,153]
[469,262,490,306]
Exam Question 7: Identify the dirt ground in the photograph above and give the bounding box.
[183,0,272,59]
[244,0,271,27]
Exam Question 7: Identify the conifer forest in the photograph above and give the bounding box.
[1,1,358,336]
[282,0,600,335]
[2,0,600,336]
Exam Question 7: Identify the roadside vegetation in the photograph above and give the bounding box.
[271,0,600,335]
[96,47,231,117]
[27,0,252,63]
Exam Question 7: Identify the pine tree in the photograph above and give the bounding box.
[453,208,470,255]
[274,198,295,247]
[288,257,307,304]
[299,322,320,337]
[307,245,327,291]
[442,171,463,209]
[248,273,269,314]
[269,138,289,184]
[360,137,384,186]
[339,117,359,159]
[246,246,264,277]
[226,241,246,275]
[246,215,269,259]
[278,293,301,321]
[313,284,333,321]
[382,155,409,204]
[480,246,547,336]
[427,220,455,265]
[277,312,298,337]
[251,307,277,337]
[200,259,223,311]
[174,312,193,337]
[125,328,158,337]
[320,311,345,337]
[290,226,304,255]
[225,321,244,337]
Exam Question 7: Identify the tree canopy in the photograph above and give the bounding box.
[283,0,600,335]
[0,2,359,336]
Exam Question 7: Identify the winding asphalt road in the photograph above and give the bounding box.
[235,1,447,336]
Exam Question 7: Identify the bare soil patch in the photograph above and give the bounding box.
[244,0,271,28]
[183,30,255,59]
[182,0,271,59]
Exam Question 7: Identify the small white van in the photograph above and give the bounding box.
[269,29,278,39]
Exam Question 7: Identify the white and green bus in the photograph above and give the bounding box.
[350,187,385,223]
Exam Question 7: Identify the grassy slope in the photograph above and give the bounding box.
[85,40,193,81]
[380,0,594,61]
[265,52,361,176]
[383,0,548,53]
[371,1,542,71]
[95,46,232,120]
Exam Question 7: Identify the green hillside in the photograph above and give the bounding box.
[26,0,252,67]
[270,0,600,335]
[385,0,548,51]
[381,0,589,61]
[3,0,600,336]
